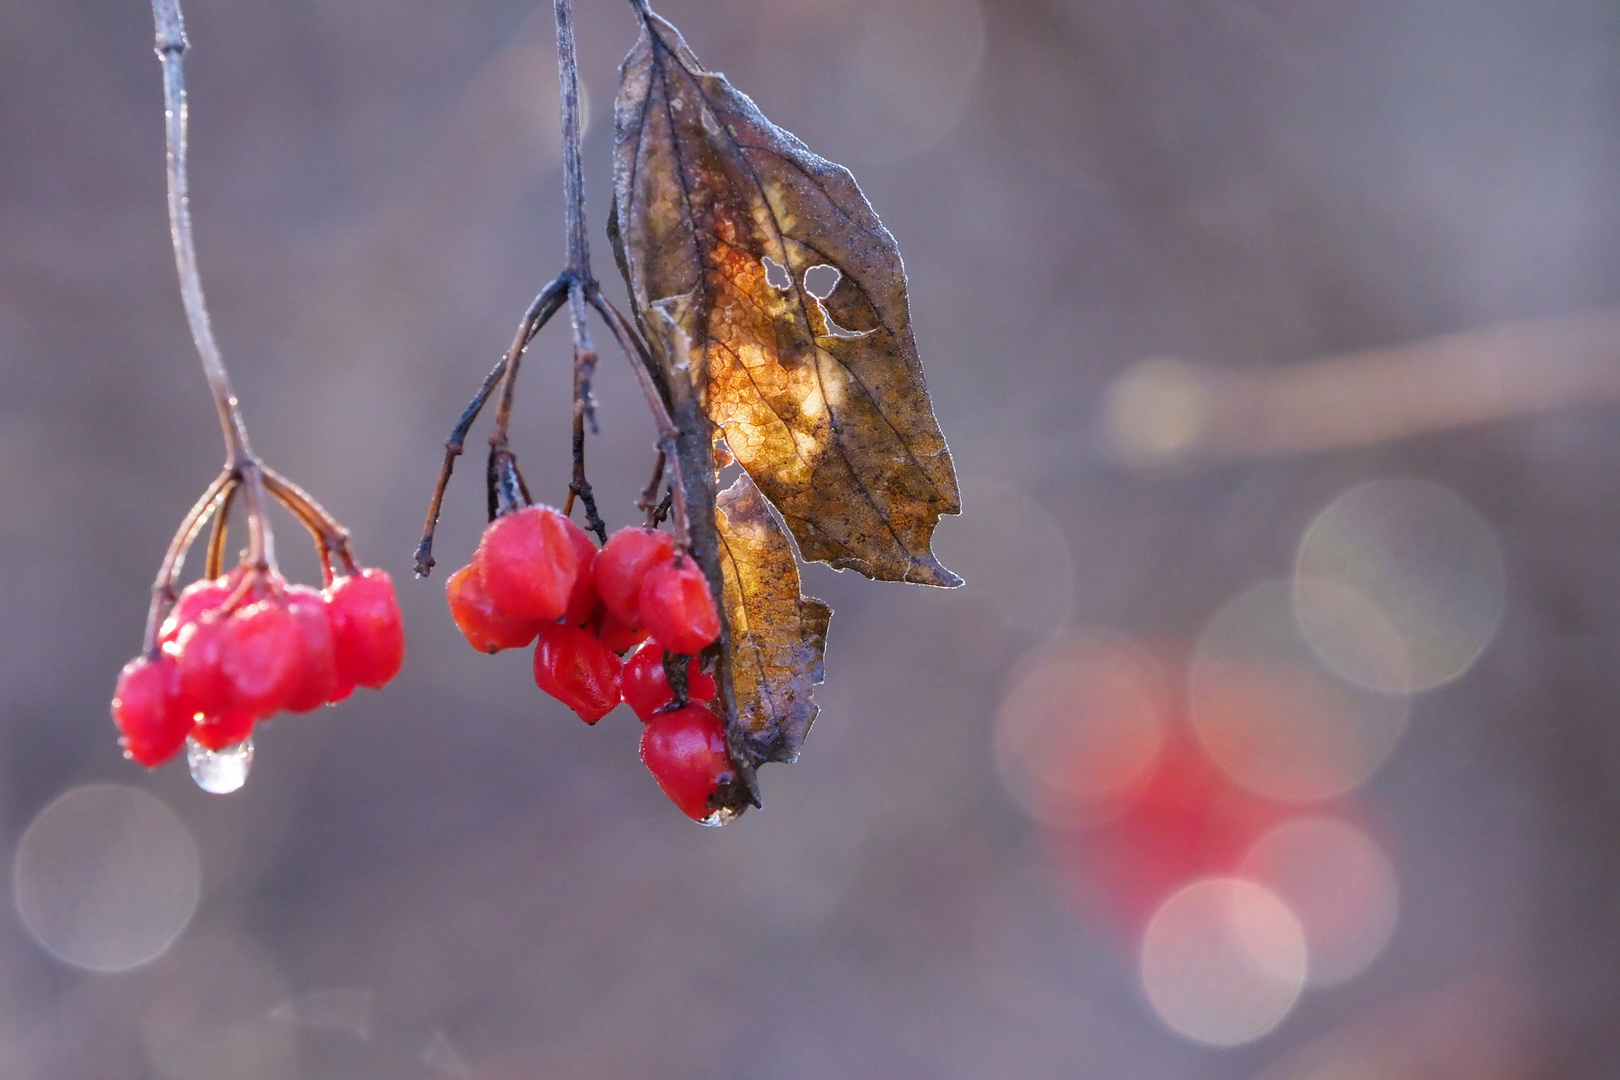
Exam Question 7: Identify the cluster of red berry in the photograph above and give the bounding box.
[111,568,405,768]
[445,505,737,822]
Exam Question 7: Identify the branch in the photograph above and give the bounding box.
[415,278,568,576]
[555,0,591,279]
[152,0,279,591]
[142,468,233,655]
[151,0,253,466]
[418,0,695,579]
[586,287,689,547]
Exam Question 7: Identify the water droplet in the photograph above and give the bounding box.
[187,735,254,794]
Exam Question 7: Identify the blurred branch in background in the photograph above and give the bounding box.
[1103,308,1620,462]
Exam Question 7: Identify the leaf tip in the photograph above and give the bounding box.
[911,555,964,589]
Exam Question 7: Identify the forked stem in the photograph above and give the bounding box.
[586,286,690,547]
[204,480,239,580]
[261,465,356,581]
[151,0,282,595]
[421,0,694,565]
[143,469,233,655]
[415,279,569,576]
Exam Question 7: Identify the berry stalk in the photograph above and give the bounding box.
[150,0,276,631]
[414,0,704,565]
[153,0,249,465]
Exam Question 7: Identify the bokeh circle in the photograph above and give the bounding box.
[14,784,200,971]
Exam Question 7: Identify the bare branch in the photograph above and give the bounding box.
[151,0,253,465]
[416,278,569,576]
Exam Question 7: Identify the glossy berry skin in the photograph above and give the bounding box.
[597,608,650,655]
[327,568,405,690]
[478,506,580,622]
[158,576,234,646]
[447,562,543,653]
[281,584,339,713]
[639,704,735,822]
[639,557,721,656]
[560,516,601,627]
[594,527,677,627]
[112,654,192,767]
[621,645,716,722]
[173,614,236,721]
[534,624,623,724]
[219,599,302,719]
[192,709,253,751]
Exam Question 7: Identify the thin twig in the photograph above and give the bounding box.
[418,0,693,573]
[489,446,528,518]
[662,649,691,708]
[261,465,355,581]
[484,445,499,526]
[152,0,253,467]
[555,0,591,279]
[204,479,239,579]
[415,355,508,576]
[152,0,281,606]
[586,286,689,547]
[239,463,274,572]
[490,276,570,452]
[551,0,610,542]
[637,450,666,526]
[143,468,233,655]
[415,279,568,576]
[567,284,607,542]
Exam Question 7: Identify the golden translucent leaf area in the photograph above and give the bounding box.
[614,10,962,587]
[716,474,830,764]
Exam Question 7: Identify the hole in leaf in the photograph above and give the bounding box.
[802,263,870,339]
[713,433,736,471]
[803,264,841,300]
[761,257,792,291]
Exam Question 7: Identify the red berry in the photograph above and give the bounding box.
[446,562,543,653]
[621,644,716,722]
[477,505,580,622]
[282,585,339,713]
[594,527,676,627]
[639,704,735,822]
[597,607,650,655]
[159,575,234,646]
[112,654,191,767]
[219,599,302,719]
[173,614,236,720]
[560,517,601,626]
[638,556,721,655]
[327,568,405,690]
[192,709,254,751]
[533,623,623,724]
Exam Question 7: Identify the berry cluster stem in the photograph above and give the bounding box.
[147,0,362,658]
[414,0,698,573]
[154,0,250,467]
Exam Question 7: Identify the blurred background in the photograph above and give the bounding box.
[3,0,1619,1076]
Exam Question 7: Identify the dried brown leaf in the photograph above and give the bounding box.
[716,472,831,765]
[612,7,962,587]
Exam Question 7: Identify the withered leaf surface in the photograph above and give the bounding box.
[716,472,831,765]
[612,7,962,587]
